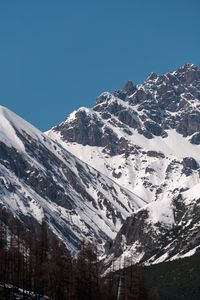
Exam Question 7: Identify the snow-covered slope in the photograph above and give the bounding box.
[47,63,200,264]
[0,105,144,252]
[103,182,200,272]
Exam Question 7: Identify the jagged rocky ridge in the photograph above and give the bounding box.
[47,63,200,266]
[50,63,200,144]
[48,64,200,205]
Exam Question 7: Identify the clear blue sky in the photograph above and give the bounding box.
[0,0,200,130]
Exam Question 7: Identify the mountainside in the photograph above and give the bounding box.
[103,183,200,272]
[47,63,200,265]
[0,63,200,267]
[0,106,143,252]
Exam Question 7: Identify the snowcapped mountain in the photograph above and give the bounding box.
[47,63,200,264]
[1,63,200,267]
[47,63,200,205]
[0,106,143,252]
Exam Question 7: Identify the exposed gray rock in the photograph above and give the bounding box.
[177,112,200,136]
[118,110,140,128]
[113,90,127,100]
[190,132,200,145]
[95,92,112,104]
[182,157,199,176]
[146,151,165,158]
[123,80,137,96]
[129,88,151,105]
[144,120,163,136]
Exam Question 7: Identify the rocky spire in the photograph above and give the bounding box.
[123,80,137,96]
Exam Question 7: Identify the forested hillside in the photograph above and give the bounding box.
[0,217,148,300]
[1,215,199,299]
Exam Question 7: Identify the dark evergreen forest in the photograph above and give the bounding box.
[0,217,149,300]
[0,216,199,300]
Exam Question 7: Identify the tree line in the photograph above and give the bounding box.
[0,217,156,300]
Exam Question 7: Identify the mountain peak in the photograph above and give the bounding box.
[95,92,114,105]
[173,63,200,85]
[146,72,158,81]
[175,63,200,76]
[123,80,137,96]
[179,63,199,71]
